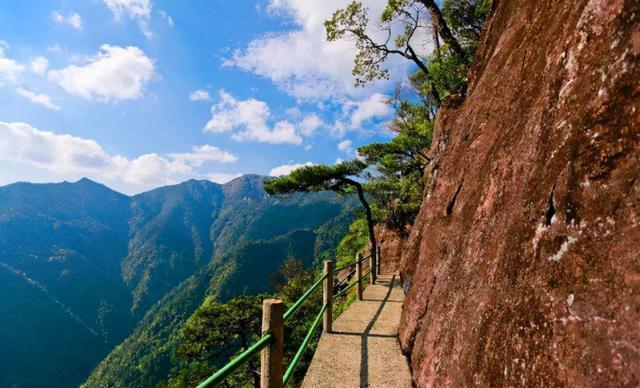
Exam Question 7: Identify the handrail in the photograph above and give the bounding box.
[282,303,327,384]
[197,252,375,387]
[332,254,369,273]
[283,272,327,321]
[196,333,272,388]
[334,268,371,299]
[332,261,355,273]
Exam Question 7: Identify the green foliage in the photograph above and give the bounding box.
[336,218,370,265]
[173,295,265,387]
[443,0,492,56]
[270,259,317,302]
[423,44,469,97]
[357,99,433,235]
[0,179,134,388]
[125,179,224,317]
[264,160,378,261]
[162,258,325,388]
[312,210,356,264]
[74,176,355,387]
[215,230,317,301]
[178,295,263,363]
[325,1,438,90]
[325,0,491,106]
[325,2,389,87]
[264,161,367,196]
[271,260,324,386]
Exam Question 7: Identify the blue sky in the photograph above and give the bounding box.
[0,0,409,194]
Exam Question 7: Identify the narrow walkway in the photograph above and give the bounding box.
[302,274,412,387]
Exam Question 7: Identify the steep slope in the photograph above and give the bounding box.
[0,175,355,388]
[83,178,355,387]
[399,0,639,386]
[124,180,224,316]
[0,179,134,387]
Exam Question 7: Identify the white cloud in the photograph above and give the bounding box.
[330,93,392,137]
[15,88,60,110]
[349,92,391,127]
[299,113,323,136]
[0,121,238,194]
[30,57,49,75]
[189,89,211,101]
[47,45,64,53]
[0,41,24,84]
[337,139,352,153]
[139,20,153,39]
[204,90,302,145]
[103,0,153,38]
[158,10,174,27]
[51,11,83,30]
[223,0,408,100]
[169,144,237,165]
[67,13,83,30]
[48,44,155,101]
[103,0,151,19]
[51,11,64,23]
[117,153,191,186]
[269,162,314,176]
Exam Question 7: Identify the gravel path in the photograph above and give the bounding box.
[301,274,412,387]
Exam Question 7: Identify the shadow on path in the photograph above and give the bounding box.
[339,275,396,387]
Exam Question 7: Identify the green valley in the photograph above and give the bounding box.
[0,175,355,387]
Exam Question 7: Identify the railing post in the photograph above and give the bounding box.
[376,246,381,275]
[370,253,377,285]
[356,253,363,301]
[260,299,284,388]
[323,260,333,333]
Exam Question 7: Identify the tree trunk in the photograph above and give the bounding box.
[406,45,442,105]
[418,0,466,64]
[432,27,441,59]
[345,179,377,264]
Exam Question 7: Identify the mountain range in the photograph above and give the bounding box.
[0,175,355,387]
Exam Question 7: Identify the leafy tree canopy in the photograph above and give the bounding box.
[264,161,367,196]
[443,0,492,55]
[174,295,265,387]
[264,160,377,260]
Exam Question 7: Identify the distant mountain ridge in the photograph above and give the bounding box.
[0,175,356,387]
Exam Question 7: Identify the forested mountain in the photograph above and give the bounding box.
[0,175,355,388]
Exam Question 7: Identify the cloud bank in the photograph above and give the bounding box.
[0,121,239,194]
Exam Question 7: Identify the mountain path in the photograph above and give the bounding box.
[302,274,412,387]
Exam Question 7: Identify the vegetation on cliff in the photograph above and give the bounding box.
[82,1,492,386]
[272,0,491,253]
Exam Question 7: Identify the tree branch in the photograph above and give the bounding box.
[417,0,467,63]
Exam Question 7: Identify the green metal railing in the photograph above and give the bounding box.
[196,334,272,388]
[283,272,327,321]
[332,254,369,273]
[197,253,373,388]
[282,303,326,384]
[335,268,371,299]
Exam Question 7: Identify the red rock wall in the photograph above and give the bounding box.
[375,225,404,274]
[399,0,639,386]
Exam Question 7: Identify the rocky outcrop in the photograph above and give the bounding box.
[399,0,639,386]
[375,225,405,274]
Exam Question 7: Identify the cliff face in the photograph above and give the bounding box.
[375,225,404,274]
[399,0,639,386]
